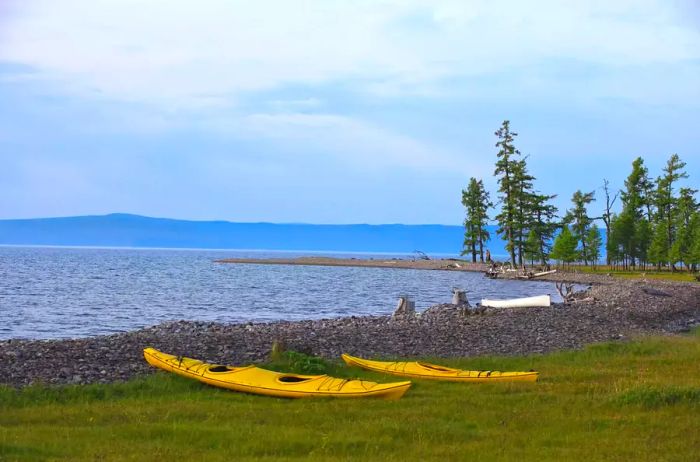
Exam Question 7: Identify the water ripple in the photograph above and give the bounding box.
[0,247,568,339]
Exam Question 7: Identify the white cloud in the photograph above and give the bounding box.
[0,0,698,107]
[212,112,481,174]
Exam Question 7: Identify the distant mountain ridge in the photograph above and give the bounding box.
[0,213,508,256]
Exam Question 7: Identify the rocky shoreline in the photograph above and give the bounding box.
[1,276,698,388]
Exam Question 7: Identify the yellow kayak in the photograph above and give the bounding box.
[342,353,539,382]
[144,348,411,399]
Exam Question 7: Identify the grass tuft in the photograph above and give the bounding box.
[616,386,700,408]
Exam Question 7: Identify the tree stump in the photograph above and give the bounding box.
[451,288,469,306]
[452,288,475,316]
[392,296,416,319]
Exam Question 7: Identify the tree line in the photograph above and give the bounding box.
[462,120,699,272]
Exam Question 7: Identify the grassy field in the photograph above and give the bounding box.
[562,265,699,282]
[2,330,700,461]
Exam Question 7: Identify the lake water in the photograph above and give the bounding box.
[0,246,568,340]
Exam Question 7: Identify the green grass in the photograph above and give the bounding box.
[2,330,700,461]
[565,265,698,282]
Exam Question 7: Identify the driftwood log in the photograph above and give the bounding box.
[555,282,576,303]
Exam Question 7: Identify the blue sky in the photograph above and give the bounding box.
[1,0,699,224]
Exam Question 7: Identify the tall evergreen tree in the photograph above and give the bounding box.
[689,211,700,272]
[585,224,603,268]
[493,120,520,267]
[511,158,536,267]
[648,221,669,267]
[564,190,595,265]
[618,157,652,267]
[653,154,688,270]
[670,187,699,270]
[607,214,625,268]
[527,193,558,266]
[461,178,492,263]
[524,229,540,266]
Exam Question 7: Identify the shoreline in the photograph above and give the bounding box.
[215,256,490,272]
[2,274,698,388]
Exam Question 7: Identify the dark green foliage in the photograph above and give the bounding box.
[648,221,669,266]
[564,190,595,265]
[461,178,492,262]
[585,224,602,267]
[670,188,699,270]
[493,120,520,267]
[493,120,544,267]
[612,157,653,268]
[526,193,558,266]
[511,158,536,267]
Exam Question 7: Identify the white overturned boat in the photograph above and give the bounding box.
[480,294,551,308]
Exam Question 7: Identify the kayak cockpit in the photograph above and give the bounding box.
[208,365,235,373]
[417,363,458,373]
[278,375,314,383]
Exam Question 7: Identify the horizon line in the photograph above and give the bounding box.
[0,212,472,227]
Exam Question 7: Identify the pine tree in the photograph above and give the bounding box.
[527,193,558,266]
[689,211,700,272]
[494,120,520,267]
[648,221,669,267]
[585,224,603,268]
[607,214,622,268]
[619,157,652,267]
[461,178,492,263]
[524,229,540,266]
[511,158,536,267]
[564,190,595,265]
[635,219,652,269]
[670,187,699,270]
[653,154,688,270]
[550,226,578,267]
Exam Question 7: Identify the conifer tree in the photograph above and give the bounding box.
[564,190,595,265]
[550,226,578,267]
[648,221,669,267]
[670,187,699,270]
[585,224,603,268]
[607,214,624,268]
[527,193,558,266]
[511,158,536,267]
[461,178,492,263]
[653,154,688,270]
[524,229,540,266]
[493,120,520,267]
[618,157,652,267]
[689,212,700,272]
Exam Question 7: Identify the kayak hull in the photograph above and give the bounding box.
[144,348,411,399]
[342,354,538,382]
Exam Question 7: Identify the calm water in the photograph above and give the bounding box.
[0,246,567,340]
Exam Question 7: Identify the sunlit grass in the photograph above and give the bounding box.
[2,329,700,461]
[563,265,698,282]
